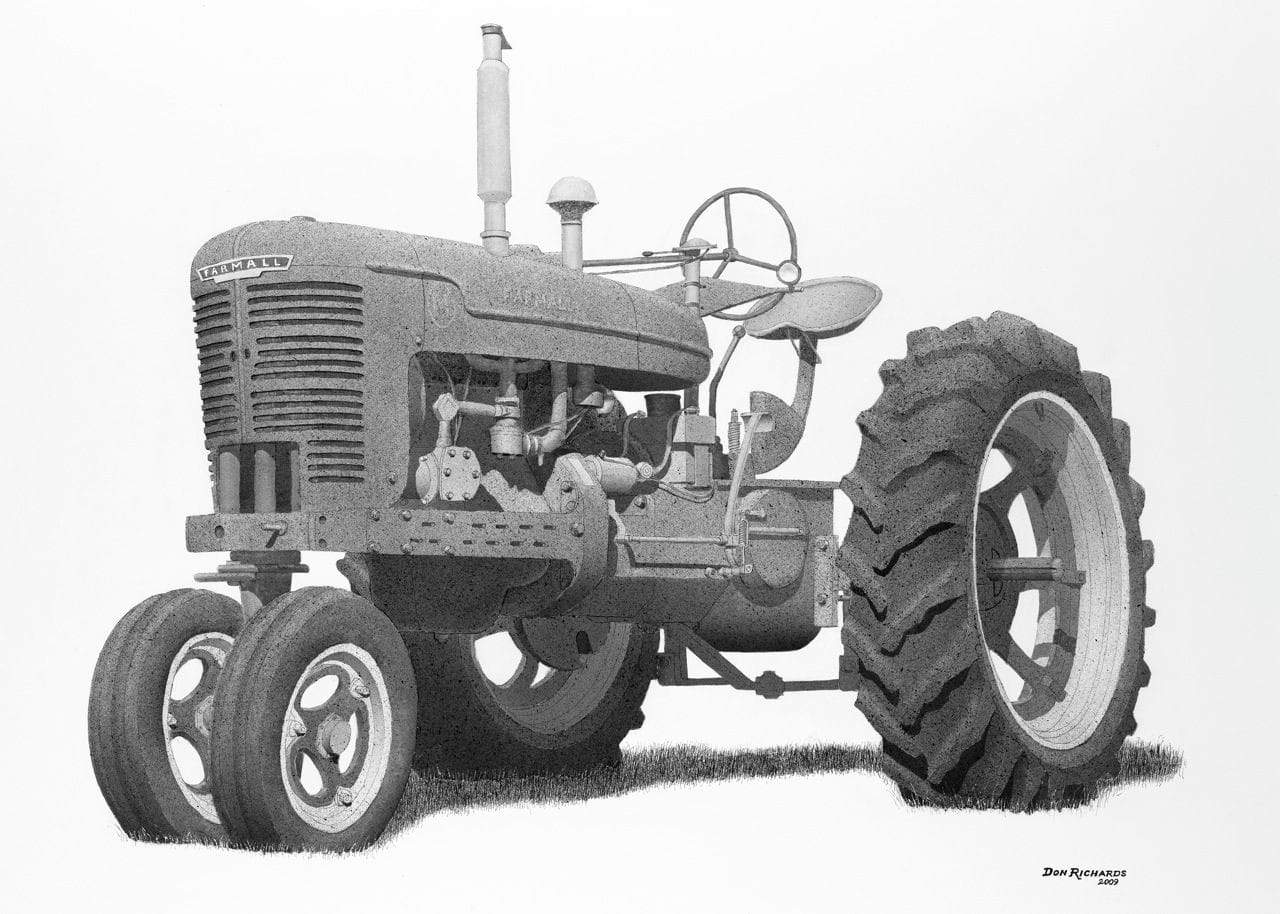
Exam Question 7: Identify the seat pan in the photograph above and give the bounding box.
[745,276,882,340]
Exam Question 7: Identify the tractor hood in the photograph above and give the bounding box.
[190,218,710,391]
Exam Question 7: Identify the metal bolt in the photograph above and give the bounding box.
[462,450,472,460]
[561,479,575,492]
[570,522,585,537]
[448,448,457,458]
[292,720,307,737]
[387,475,397,485]
[471,469,480,479]
[443,545,455,556]
[401,510,412,521]
[401,542,413,554]
[166,713,178,730]
[351,678,370,699]
[370,510,381,521]
[445,491,456,500]
[368,542,380,553]
[443,467,452,476]
[818,593,829,605]
[444,513,455,524]
[336,787,354,806]
[635,496,647,509]
[818,539,829,551]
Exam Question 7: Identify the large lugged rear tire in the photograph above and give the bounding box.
[342,557,657,775]
[402,621,657,775]
[841,312,1154,809]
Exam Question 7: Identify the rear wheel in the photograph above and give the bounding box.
[403,617,656,774]
[88,589,241,840]
[841,312,1154,808]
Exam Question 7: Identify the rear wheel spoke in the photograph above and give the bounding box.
[989,633,1066,703]
[980,468,1031,514]
[505,656,540,693]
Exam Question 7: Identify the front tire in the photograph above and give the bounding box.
[841,312,1154,808]
[208,587,416,850]
[88,589,241,840]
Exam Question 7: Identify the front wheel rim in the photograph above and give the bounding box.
[163,632,233,824]
[972,390,1131,751]
[278,643,393,833]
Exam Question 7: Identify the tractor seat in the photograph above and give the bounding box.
[745,276,882,341]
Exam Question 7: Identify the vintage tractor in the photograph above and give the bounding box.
[89,24,1155,850]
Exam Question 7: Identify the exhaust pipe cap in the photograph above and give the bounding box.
[481,23,512,49]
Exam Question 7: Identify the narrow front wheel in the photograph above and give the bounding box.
[88,589,242,840]
[209,587,416,850]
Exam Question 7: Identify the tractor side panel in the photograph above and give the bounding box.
[570,482,836,652]
[695,485,834,652]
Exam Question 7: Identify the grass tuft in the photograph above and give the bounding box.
[133,739,1182,852]
[385,743,880,837]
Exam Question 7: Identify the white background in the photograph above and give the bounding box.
[2,1,1276,910]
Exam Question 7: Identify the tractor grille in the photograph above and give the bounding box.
[245,280,368,484]
[193,288,237,442]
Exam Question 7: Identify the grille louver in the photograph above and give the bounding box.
[246,281,367,483]
[193,289,237,441]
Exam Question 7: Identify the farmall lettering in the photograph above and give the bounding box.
[503,287,567,313]
[196,254,292,283]
[89,22,1158,852]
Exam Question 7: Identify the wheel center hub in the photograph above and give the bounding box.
[194,694,216,736]
[975,502,1019,628]
[513,617,611,671]
[317,715,352,757]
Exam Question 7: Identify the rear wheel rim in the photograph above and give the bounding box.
[470,620,632,734]
[278,643,392,833]
[972,391,1130,750]
[163,632,233,824]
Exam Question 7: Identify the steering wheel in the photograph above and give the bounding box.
[678,187,802,287]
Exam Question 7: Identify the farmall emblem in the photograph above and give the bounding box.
[196,255,293,283]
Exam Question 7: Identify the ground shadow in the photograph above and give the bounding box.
[384,739,1182,839]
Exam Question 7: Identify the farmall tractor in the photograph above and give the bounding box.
[89,24,1155,850]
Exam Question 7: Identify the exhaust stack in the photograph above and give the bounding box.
[477,23,512,256]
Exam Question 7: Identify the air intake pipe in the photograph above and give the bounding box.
[477,23,512,256]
